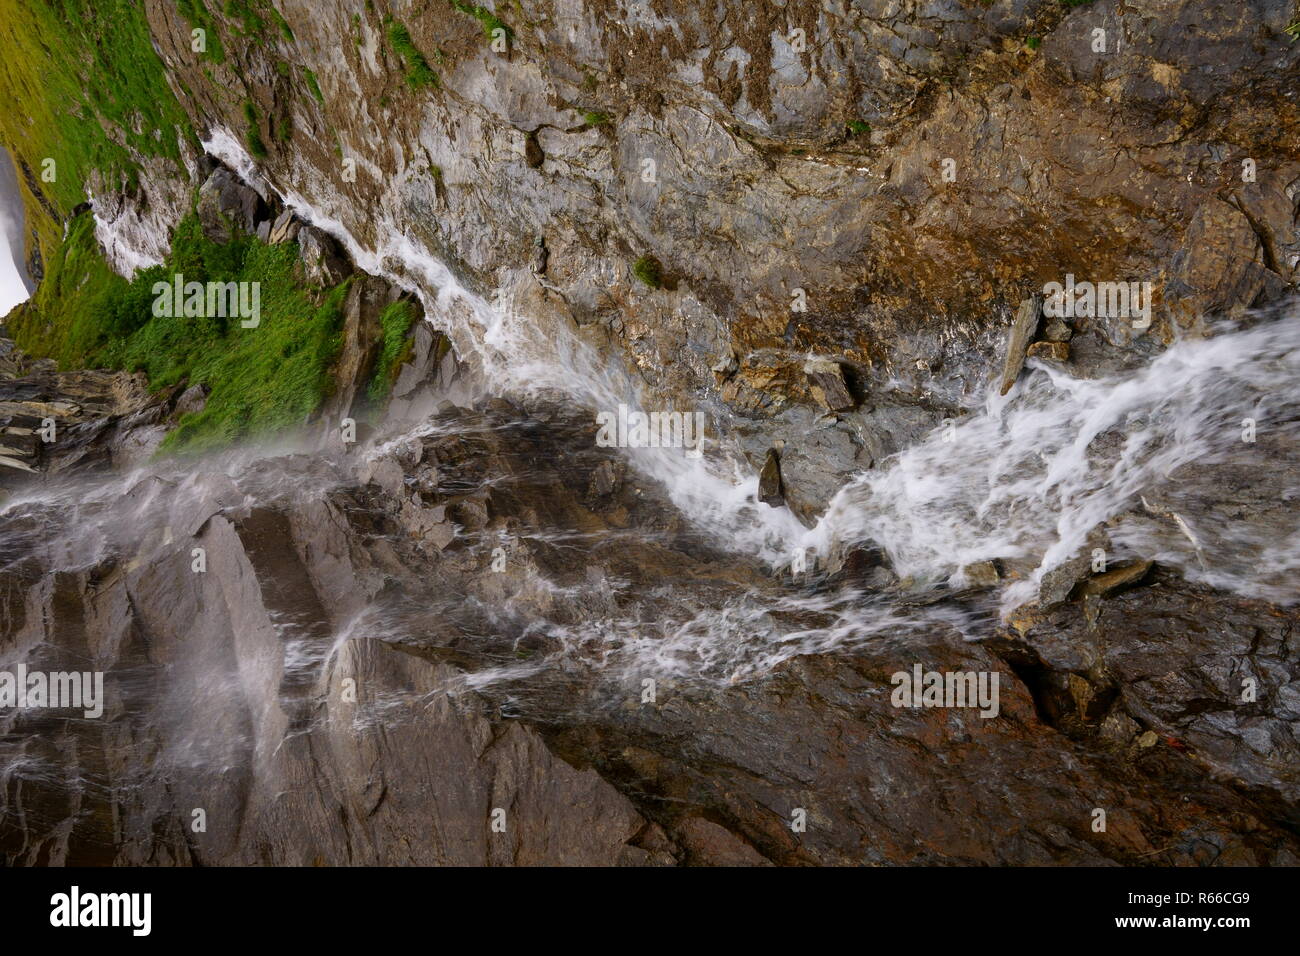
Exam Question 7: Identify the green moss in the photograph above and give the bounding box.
[631,255,663,289]
[367,300,417,401]
[450,1,513,44]
[846,120,870,135]
[303,68,324,102]
[11,213,351,454]
[176,0,227,63]
[243,100,269,158]
[1025,36,1042,50]
[223,0,266,37]
[582,111,610,127]
[271,6,295,41]
[386,19,439,88]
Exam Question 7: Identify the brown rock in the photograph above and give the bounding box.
[961,561,1000,588]
[1027,340,1070,364]
[803,358,855,412]
[997,295,1041,395]
[1080,560,1154,598]
[757,448,784,506]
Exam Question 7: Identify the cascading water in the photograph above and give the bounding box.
[7,133,1295,701]
[809,310,1300,612]
[204,127,1300,637]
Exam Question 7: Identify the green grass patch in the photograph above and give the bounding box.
[582,111,610,127]
[450,1,513,44]
[0,0,198,254]
[175,0,227,63]
[631,255,663,289]
[223,0,266,38]
[271,6,295,41]
[387,19,439,88]
[846,120,870,135]
[9,213,351,454]
[243,100,268,158]
[367,300,417,401]
[303,68,324,102]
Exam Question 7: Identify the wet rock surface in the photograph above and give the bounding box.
[2,378,1297,865]
[2,0,1299,868]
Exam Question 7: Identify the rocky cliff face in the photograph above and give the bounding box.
[2,0,1299,865]
[133,0,1300,515]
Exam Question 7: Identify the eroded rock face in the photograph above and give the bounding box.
[0,336,175,485]
[2,391,1297,865]
[4,0,1299,868]
[129,0,1299,495]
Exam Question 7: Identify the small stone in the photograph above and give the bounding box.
[1081,560,1154,598]
[803,358,855,411]
[758,448,784,507]
[1099,710,1141,745]
[173,383,209,418]
[588,458,619,497]
[1042,318,1072,342]
[268,208,301,244]
[961,560,1000,588]
[524,131,544,169]
[1068,674,1094,715]
[1027,340,1070,363]
[1137,730,1159,749]
[296,226,352,287]
[531,235,548,275]
[997,294,1042,395]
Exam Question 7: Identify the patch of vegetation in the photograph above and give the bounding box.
[275,60,291,77]
[846,119,871,135]
[386,19,440,88]
[271,6,295,41]
[223,0,266,37]
[9,213,351,454]
[367,300,417,401]
[450,1,513,45]
[631,255,663,289]
[243,100,268,158]
[0,0,199,256]
[176,0,227,63]
[1287,21,1300,42]
[303,68,324,102]
[582,111,610,127]
[1025,36,1042,51]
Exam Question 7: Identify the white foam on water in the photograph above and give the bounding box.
[807,314,1300,612]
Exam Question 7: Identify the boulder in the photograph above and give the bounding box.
[268,208,301,244]
[296,225,352,287]
[996,295,1041,395]
[803,358,855,412]
[195,166,265,241]
[757,448,784,506]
